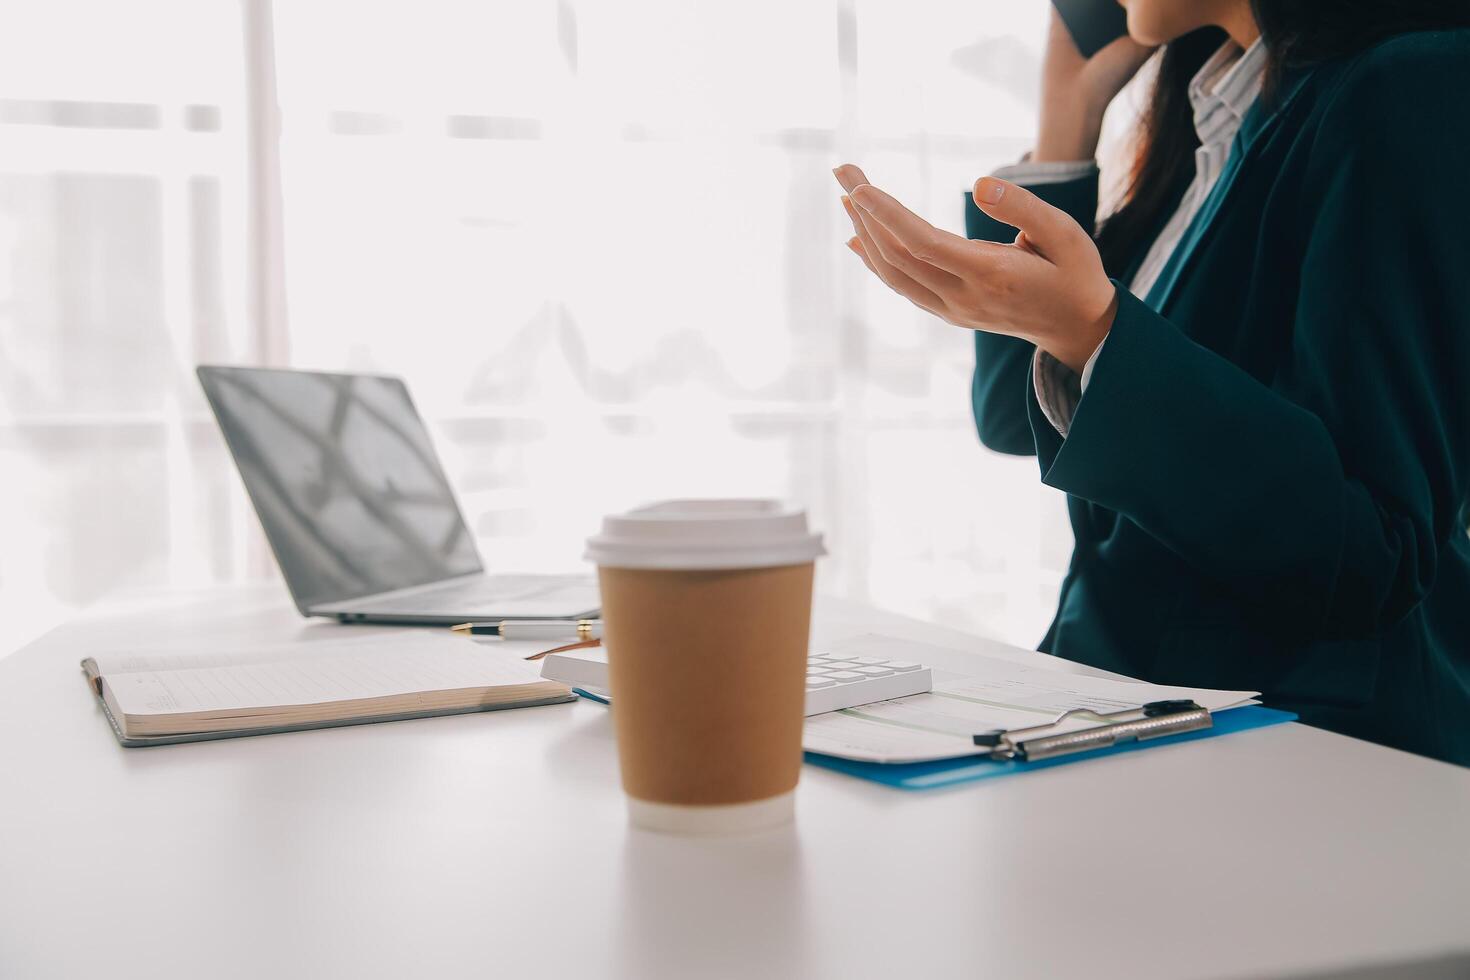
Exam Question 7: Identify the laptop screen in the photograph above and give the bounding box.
[197,366,482,611]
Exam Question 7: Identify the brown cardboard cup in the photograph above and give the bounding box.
[585,501,825,834]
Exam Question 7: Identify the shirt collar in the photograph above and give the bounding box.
[1188,37,1267,140]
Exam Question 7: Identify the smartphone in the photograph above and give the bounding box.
[1052,0,1129,58]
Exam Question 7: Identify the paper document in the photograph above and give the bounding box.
[803,645,1257,764]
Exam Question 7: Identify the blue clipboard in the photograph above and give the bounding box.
[803,705,1297,790]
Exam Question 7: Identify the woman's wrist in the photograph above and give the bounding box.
[1034,99,1106,162]
[1039,289,1118,375]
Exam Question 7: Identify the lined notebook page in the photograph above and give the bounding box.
[88,632,553,678]
[92,631,416,676]
[105,644,549,717]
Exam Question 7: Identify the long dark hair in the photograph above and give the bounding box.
[1095,1,1470,276]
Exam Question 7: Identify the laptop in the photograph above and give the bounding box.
[197,365,600,624]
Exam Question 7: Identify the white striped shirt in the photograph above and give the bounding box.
[1004,38,1268,435]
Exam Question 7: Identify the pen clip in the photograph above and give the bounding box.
[1142,699,1201,717]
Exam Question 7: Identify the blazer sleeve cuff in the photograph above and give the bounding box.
[1033,285,1184,496]
[993,159,1098,186]
[1031,286,1342,568]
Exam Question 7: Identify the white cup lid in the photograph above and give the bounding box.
[585,499,826,570]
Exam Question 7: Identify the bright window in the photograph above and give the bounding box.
[0,0,1072,655]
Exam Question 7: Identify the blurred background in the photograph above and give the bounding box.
[0,0,1141,656]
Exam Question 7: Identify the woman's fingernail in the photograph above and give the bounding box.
[850,184,873,207]
[977,178,1006,205]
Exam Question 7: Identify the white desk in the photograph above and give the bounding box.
[2,587,1468,980]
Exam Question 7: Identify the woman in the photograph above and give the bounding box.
[834,0,1470,765]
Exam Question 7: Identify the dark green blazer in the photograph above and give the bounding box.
[965,31,1470,766]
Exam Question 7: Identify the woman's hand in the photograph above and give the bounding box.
[1036,7,1154,161]
[833,164,1116,373]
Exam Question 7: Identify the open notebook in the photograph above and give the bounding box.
[82,632,575,746]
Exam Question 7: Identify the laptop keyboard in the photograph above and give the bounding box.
[404,577,528,611]
[346,575,598,615]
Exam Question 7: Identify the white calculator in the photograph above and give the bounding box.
[538,644,934,716]
[803,650,933,715]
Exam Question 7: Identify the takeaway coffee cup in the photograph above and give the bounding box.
[584,500,826,834]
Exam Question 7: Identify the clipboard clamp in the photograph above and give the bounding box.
[972,699,1212,763]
